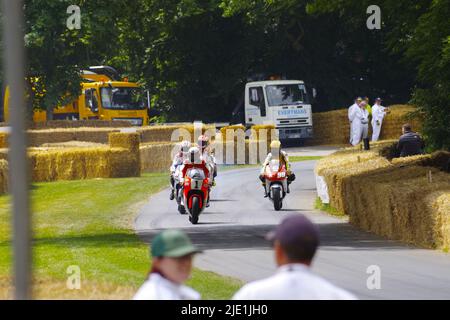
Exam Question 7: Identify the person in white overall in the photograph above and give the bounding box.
[371,98,389,141]
[348,97,362,145]
[351,100,370,146]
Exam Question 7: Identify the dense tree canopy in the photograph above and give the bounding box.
[1,0,448,149]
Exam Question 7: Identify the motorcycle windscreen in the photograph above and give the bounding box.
[187,168,206,180]
[268,159,280,172]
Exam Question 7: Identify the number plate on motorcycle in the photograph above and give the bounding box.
[191,179,203,190]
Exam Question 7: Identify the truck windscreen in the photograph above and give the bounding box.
[101,87,147,110]
[266,84,309,106]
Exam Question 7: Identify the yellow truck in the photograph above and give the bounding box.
[2,66,149,126]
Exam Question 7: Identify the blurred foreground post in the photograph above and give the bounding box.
[2,0,32,299]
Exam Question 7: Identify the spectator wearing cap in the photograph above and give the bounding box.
[133,230,202,300]
[232,215,357,300]
[397,124,425,157]
[371,98,389,142]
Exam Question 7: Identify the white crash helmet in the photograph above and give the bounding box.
[188,146,201,163]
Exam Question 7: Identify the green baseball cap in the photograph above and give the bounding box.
[151,230,201,258]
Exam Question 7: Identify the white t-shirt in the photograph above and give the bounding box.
[133,273,201,300]
[232,264,357,300]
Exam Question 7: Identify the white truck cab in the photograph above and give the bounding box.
[244,80,313,140]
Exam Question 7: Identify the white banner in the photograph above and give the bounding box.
[315,174,329,204]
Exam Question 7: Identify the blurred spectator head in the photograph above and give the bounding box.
[151,230,201,284]
[266,215,320,266]
[402,123,412,134]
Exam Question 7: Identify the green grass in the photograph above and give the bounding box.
[0,173,242,299]
[314,197,346,218]
[290,156,323,162]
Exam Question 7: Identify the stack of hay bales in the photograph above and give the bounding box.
[250,124,276,142]
[310,109,350,145]
[29,147,112,182]
[0,133,8,149]
[309,105,422,146]
[139,126,184,143]
[140,142,177,173]
[108,132,141,177]
[316,149,392,213]
[39,141,106,149]
[138,124,216,143]
[220,125,246,142]
[27,128,121,147]
[346,165,450,249]
[28,132,141,182]
[0,160,8,194]
[315,142,450,249]
[378,105,422,140]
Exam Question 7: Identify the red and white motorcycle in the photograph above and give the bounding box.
[263,159,288,211]
[180,162,210,224]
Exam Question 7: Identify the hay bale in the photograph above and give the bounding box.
[109,132,140,152]
[220,125,246,142]
[316,144,450,249]
[108,132,141,177]
[138,124,216,143]
[0,149,7,161]
[0,133,8,149]
[27,127,120,147]
[251,124,276,142]
[29,142,141,182]
[29,147,112,182]
[316,152,392,213]
[307,105,422,146]
[0,160,8,194]
[391,151,450,171]
[40,141,107,149]
[433,193,450,249]
[140,142,177,173]
[108,148,140,178]
[346,166,450,249]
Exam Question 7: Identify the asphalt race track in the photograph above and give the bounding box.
[135,160,450,299]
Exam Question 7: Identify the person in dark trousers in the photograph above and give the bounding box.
[397,124,425,157]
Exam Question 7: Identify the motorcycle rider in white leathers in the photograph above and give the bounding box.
[197,135,217,187]
[169,140,191,200]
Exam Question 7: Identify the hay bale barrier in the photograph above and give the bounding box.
[0,133,8,149]
[0,160,8,194]
[315,142,450,249]
[108,132,141,177]
[309,104,422,146]
[140,142,177,173]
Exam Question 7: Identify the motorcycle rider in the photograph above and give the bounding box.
[197,135,217,186]
[169,140,191,200]
[181,146,211,207]
[259,140,295,198]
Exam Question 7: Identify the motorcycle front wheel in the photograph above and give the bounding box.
[189,197,200,224]
[272,188,282,211]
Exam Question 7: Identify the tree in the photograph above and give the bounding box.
[307,0,450,150]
